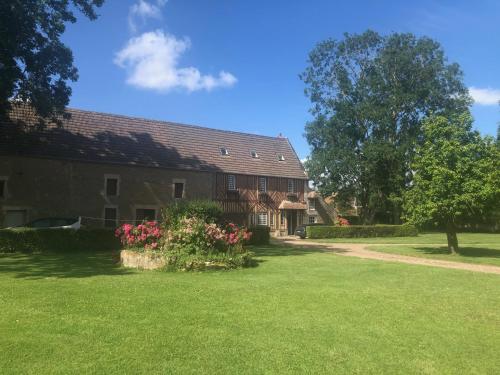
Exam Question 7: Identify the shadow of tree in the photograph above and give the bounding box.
[0,251,134,279]
[251,243,347,257]
[414,246,500,259]
[1,105,222,173]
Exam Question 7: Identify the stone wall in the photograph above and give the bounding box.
[0,156,214,227]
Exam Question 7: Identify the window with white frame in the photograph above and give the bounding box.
[227,174,236,190]
[309,199,316,210]
[105,175,119,196]
[104,207,118,228]
[135,208,156,224]
[173,179,186,199]
[309,216,316,224]
[287,179,295,193]
[257,212,268,226]
[258,176,267,192]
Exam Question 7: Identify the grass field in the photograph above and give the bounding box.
[312,233,500,267]
[1,245,499,374]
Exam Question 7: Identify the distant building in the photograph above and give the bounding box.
[0,104,334,235]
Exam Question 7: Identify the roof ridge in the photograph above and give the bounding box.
[66,107,286,141]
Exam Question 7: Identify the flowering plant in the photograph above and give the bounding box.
[335,217,351,226]
[115,221,162,250]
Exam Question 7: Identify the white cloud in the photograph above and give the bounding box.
[114,30,237,92]
[128,0,167,33]
[469,87,500,106]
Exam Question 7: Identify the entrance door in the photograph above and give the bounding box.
[287,211,297,235]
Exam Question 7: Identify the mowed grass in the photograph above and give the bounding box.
[314,233,500,267]
[1,246,500,374]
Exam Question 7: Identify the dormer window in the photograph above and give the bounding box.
[251,150,259,158]
[278,154,285,161]
[220,147,229,156]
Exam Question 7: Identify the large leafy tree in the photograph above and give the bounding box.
[301,30,471,224]
[404,114,500,253]
[0,0,104,119]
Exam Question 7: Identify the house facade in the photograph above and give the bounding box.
[0,105,333,235]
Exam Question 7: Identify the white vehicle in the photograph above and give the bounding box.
[15,217,82,230]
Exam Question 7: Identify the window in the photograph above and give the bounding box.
[4,209,27,227]
[309,216,316,224]
[174,182,184,199]
[270,212,275,227]
[257,212,268,226]
[220,147,229,156]
[280,211,285,226]
[104,207,117,228]
[287,179,296,193]
[135,208,156,223]
[278,154,285,161]
[0,179,5,198]
[258,176,267,192]
[105,175,119,196]
[251,150,259,158]
[309,199,316,210]
[227,174,236,191]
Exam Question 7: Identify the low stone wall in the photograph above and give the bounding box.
[120,250,165,270]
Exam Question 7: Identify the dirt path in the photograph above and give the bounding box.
[274,237,500,275]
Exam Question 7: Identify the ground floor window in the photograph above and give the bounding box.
[270,212,275,227]
[280,211,285,226]
[135,208,156,223]
[309,216,316,224]
[4,209,27,227]
[257,212,268,226]
[104,207,118,228]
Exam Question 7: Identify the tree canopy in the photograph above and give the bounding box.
[404,113,500,252]
[0,0,104,119]
[301,30,471,224]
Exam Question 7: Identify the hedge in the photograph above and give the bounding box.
[245,226,270,245]
[0,228,121,253]
[306,224,418,239]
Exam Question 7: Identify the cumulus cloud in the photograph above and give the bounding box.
[469,87,500,106]
[114,30,237,92]
[128,0,167,33]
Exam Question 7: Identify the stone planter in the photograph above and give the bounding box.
[120,250,165,270]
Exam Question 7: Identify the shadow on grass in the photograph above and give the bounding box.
[0,251,134,279]
[414,246,500,259]
[250,243,347,257]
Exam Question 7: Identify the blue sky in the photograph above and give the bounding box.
[63,0,500,158]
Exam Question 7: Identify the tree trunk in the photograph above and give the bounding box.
[446,225,459,254]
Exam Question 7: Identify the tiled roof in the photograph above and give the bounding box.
[1,104,307,179]
[278,201,308,210]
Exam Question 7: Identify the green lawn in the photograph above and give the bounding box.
[312,233,500,267]
[1,246,499,374]
[312,232,500,245]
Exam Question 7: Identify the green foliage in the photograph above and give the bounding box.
[307,224,418,239]
[301,30,470,224]
[0,0,104,119]
[164,251,254,271]
[162,200,223,227]
[404,114,500,242]
[0,228,120,253]
[245,226,270,245]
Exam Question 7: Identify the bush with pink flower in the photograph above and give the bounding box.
[114,221,162,251]
[115,200,254,271]
[335,217,351,226]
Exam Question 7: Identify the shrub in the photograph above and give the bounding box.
[115,221,162,250]
[307,224,418,239]
[0,228,120,253]
[161,217,253,271]
[162,200,223,227]
[245,226,270,245]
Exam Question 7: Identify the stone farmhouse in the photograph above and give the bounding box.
[0,104,334,235]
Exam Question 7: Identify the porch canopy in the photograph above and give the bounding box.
[278,200,307,210]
